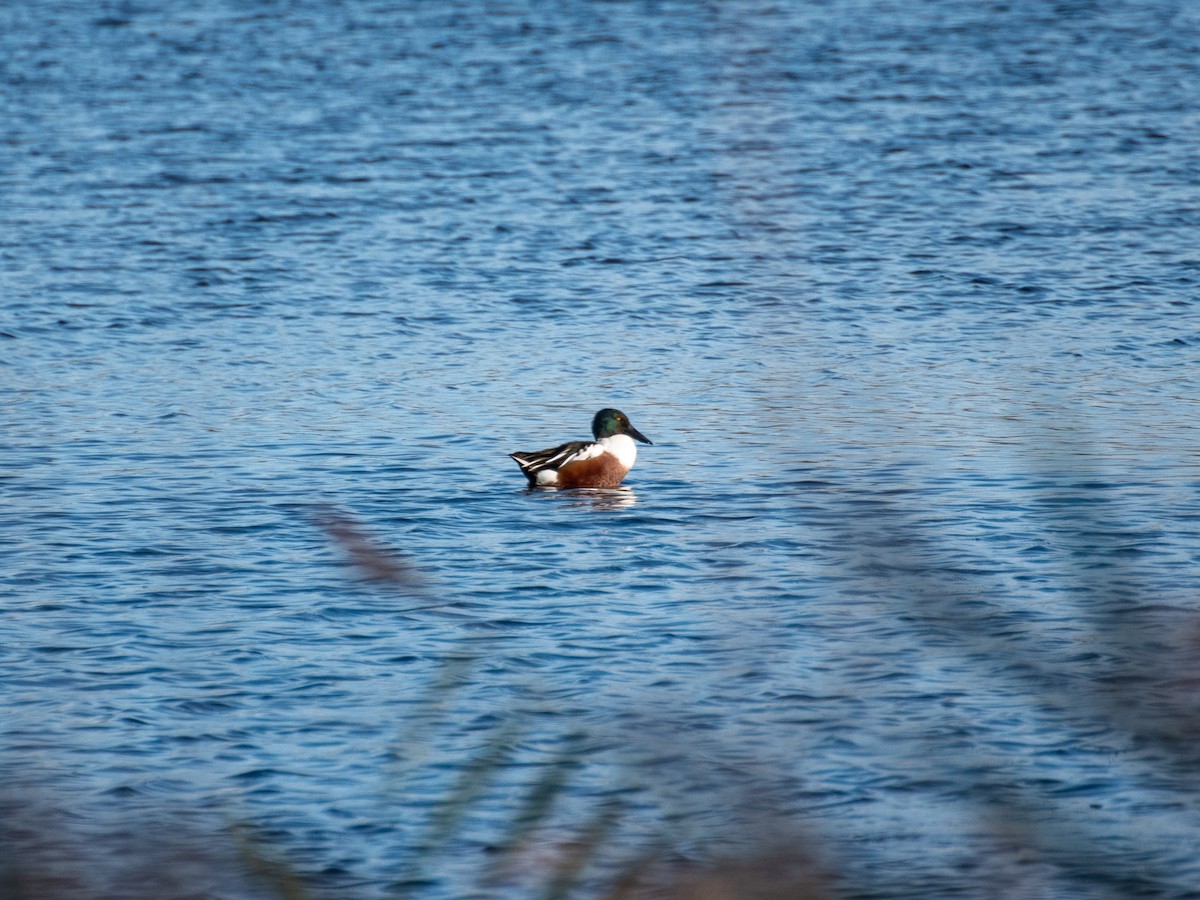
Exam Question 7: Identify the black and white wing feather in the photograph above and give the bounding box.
[509,440,596,481]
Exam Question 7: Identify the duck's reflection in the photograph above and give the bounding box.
[526,485,638,510]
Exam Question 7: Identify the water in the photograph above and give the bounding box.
[3,1,1200,896]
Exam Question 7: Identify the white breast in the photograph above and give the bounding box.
[599,433,638,470]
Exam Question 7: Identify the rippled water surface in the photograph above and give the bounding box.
[4,1,1200,896]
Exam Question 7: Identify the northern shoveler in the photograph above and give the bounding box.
[509,408,652,489]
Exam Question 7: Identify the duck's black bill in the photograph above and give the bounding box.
[628,426,652,445]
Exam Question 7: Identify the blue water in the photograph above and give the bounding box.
[4,1,1200,896]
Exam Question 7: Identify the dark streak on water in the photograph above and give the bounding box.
[3,1,1200,897]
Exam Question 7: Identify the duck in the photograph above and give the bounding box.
[509,408,652,488]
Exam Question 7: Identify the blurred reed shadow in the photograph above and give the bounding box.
[310,505,427,593]
[810,458,1200,896]
[6,445,1196,898]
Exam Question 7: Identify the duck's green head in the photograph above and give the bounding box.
[592,408,652,444]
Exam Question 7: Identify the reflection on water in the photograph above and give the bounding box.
[3,0,1200,897]
[529,486,640,511]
